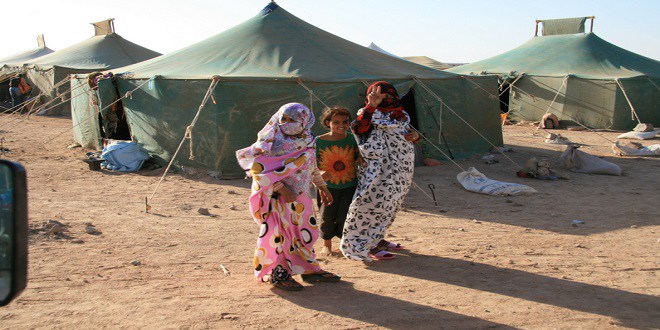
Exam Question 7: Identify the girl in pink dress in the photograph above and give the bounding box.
[236,103,341,291]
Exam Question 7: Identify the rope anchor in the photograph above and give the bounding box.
[427,184,437,206]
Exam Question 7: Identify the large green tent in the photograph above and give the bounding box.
[448,17,660,130]
[86,2,501,178]
[8,19,160,116]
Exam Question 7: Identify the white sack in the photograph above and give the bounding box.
[560,145,621,175]
[457,167,537,196]
[616,129,659,140]
[612,142,660,157]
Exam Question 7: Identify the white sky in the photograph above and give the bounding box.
[3,0,659,63]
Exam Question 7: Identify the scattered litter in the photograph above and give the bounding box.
[458,228,465,231]
[574,243,586,248]
[229,204,237,211]
[517,157,568,180]
[457,167,537,196]
[220,264,231,276]
[571,220,585,227]
[227,190,237,195]
[67,143,82,149]
[630,225,638,228]
[544,133,572,145]
[482,154,499,164]
[560,145,621,176]
[491,146,512,153]
[566,126,586,131]
[130,260,141,266]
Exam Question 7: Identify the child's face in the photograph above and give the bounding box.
[328,114,350,135]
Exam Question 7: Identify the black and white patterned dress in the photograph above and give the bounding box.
[340,108,415,261]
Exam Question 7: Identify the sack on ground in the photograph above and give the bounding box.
[560,145,621,175]
[612,142,660,157]
[616,130,659,140]
[457,167,537,196]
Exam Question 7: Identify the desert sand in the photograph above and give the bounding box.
[0,115,658,329]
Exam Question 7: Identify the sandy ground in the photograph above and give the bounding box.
[0,115,658,329]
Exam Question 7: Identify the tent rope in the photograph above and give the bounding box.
[0,75,73,117]
[647,77,660,91]
[1,80,87,131]
[532,75,569,134]
[408,126,466,172]
[147,76,220,206]
[499,73,525,97]
[614,78,642,124]
[296,79,330,109]
[412,76,522,169]
[42,77,155,144]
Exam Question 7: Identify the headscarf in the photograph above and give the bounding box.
[352,81,407,136]
[366,81,403,112]
[236,103,315,170]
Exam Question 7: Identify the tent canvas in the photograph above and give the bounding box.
[87,2,502,178]
[448,18,660,130]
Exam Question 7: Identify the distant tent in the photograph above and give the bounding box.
[367,42,403,59]
[404,56,463,71]
[0,35,54,104]
[79,2,501,177]
[0,35,53,66]
[7,19,160,116]
[448,17,660,130]
[367,44,462,70]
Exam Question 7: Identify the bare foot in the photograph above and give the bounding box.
[319,246,332,256]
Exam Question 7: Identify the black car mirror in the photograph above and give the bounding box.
[0,159,28,306]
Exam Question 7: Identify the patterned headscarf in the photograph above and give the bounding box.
[365,81,403,112]
[236,103,315,170]
[352,81,406,136]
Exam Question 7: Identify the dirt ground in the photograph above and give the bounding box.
[0,115,658,329]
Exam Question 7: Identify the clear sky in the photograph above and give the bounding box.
[2,0,659,63]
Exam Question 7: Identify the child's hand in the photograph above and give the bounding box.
[320,170,331,181]
[357,155,367,168]
[318,186,333,206]
[276,186,298,203]
[403,131,420,142]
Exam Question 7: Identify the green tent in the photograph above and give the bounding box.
[448,17,660,130]
[12,20,160,116]
[89,2,501,178]
[0,35,53,66]
[0,35,53,102]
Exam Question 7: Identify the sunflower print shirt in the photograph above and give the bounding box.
[316,134,359,189]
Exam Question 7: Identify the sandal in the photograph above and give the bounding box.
[379,240,405,251]
[302,271,341,283]
[368,249,396,260]
[271,277,304,291]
